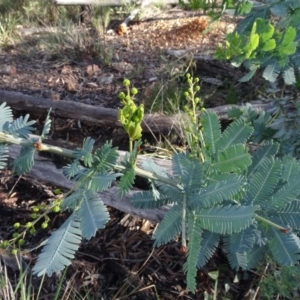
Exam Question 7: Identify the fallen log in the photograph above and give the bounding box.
[8,144,172,223]
[0,89,272,135]
[49,0,184,6]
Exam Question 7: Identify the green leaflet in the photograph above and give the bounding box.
[5,114,36,138]
[87,172,121,193]
[0,145,8,170]
[244,244,266,269]
[78,191,109,239]
[248,141,279,177]
[189,175,245,209]
[223,227,257,270]
[41,108,52,139]
[201,110,221,156]
[80,137,95,167]
[263,64,280,82]
[153,205,182,247]
[275,201,300,228]
[245,157,282,206]
[61,188,84,211]
[131,190,172,209]
[32,213,82,276]
[196,205,257,235]
[118,166,135,198]
[93,141,120,170]
[283,67,296,85]
[268,227,300,266]
[142,158,169,178]
[12,146,35,176]
[197,231,220,268]
[281,155,299,182]
[217,4,299,85]
[0,102,13,130]
[63,161,81,179]
[184,213,202,292]
[217,118,253,152]
[172,153,202,192]
[270,176,300,209]
[211,144,252,173]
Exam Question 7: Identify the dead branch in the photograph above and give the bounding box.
[0,89,272,135]
[48,0,184,6]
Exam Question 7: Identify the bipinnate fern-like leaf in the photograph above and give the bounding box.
[263,64,280,82]
[155,180,183,203]
[63,161,82,179]
[80,137,95,167]
[173,154,202,193]
[217,119,253,152]
[281,155,299,182]
[78,191,109,239]
[283,67,296,85]
[153,205,182,247]
[268,226,300,266]
[245,244,266,269]
[142,158,169,178]
[256,18,275,42]
[196,205,257,235]
[12,147,35,175]
[189,175,244,209]
[270,175,300,209]
[239,67,258,82]
[32,213,82,276]
[93,141,119,171]
[0,145,8,170]
[197,231,220,268]
[41,109,52,139]
[275,201,300,228]
[172,153,202,184]
[0,102,13,131]
[270,2,289,17]
[61,189,84,211]
[4,114,36,138]
[224,227,257,270]
[131,190,172,209]
[212,144,252,173]
[118,167,135,198]
[184,213,202,292]
[85,172,121,193]
[201,111,221,155]
[277,27,297,57]
[141,158,178,200]
[248,141,279,177]
[172,152,189,178]
[245,157,281,206]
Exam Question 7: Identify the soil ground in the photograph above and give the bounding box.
[0,5,260,299]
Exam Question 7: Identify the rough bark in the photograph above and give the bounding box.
[0,89,271,135]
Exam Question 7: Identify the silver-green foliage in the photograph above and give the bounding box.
[131,110,300,291]
[2,104,300,292]
[229,101,300,159]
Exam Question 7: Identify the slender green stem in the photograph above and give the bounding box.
[182,193,187,249]
[0,131,184,191]
[0,132,75,157]
[255,214,289,232]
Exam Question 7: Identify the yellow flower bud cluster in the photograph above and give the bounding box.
[118,79,144,142]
